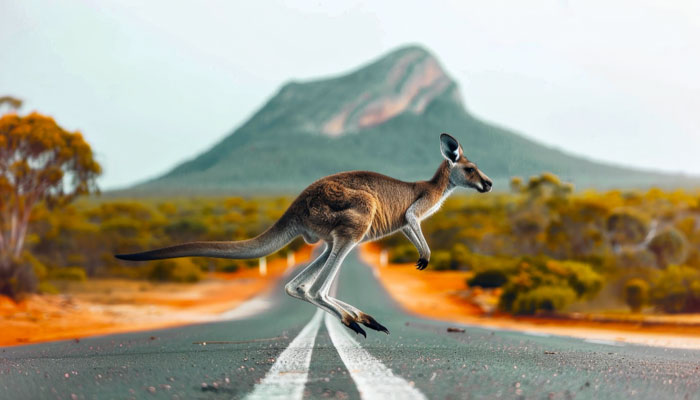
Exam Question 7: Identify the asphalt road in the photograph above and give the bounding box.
[2,251,700,399]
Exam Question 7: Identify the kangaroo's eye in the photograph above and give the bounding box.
[465,167,474,174]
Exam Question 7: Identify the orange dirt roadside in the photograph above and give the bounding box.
[359,244,700,349]
[0,247,312,346]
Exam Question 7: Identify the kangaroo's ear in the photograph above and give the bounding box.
[440,133,462,164]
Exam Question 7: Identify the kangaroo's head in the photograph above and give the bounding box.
[439,133,493,193]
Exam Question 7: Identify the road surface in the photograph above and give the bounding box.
[2,251,699,399]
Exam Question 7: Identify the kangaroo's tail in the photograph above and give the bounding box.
[115,215,299,261]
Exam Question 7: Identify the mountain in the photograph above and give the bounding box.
[130,45,697,194]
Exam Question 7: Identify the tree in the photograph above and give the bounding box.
[651,265,700,313]
[648,228,687,268]
[0,112,101,297]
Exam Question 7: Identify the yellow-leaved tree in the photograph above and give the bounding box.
[0,111,101,298]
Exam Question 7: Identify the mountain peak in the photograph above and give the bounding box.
[136,46,697,193]
[263,45,462,137]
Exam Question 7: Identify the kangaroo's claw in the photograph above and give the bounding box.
[358,313,390,334]
[415,258,429,270]
[346,320,367,338]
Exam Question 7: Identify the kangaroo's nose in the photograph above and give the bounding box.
[482,179,493,192]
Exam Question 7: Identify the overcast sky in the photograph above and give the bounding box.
[2,0,698,189]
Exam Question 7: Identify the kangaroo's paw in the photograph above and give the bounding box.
[342,315,367,338]
[357,312,390,334]
[415,258,429,270]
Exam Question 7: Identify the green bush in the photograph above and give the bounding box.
[510,286,577,315]
[648,228,687,268]
[164,219,208,241]
[450,243,471,269]
[651,265,700,313]
[468,270,508,288]
[430,250,453,270]
[220,263,240,273]
[606,210,649,245]
[148,259,203,283]
[389,244,419,263]
[38,281,59,294]
[48,266,87,281]
[498,257,602,314]
[558,260,604,299]
[623,278,649,312]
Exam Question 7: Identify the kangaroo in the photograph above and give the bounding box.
[116,133,493,337]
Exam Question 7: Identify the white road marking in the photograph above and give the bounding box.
[244,309,324,400]
[325,313,427,400]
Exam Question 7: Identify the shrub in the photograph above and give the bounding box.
[389,244,419,263]
[430,250,452,270]
[220,263,240,273]
[148,259,203,283]
[498,257,602,314]
[48,266,87,281]
[510,286,577,314]
[164,219,208,241]
[38,281,59,294]
[623,279,649,312]
[648,228,687,268]
[468,269,508,288]
[606,210,649,245]
[651,265,700,313]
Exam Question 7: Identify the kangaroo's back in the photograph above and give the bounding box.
[292,170,420,239]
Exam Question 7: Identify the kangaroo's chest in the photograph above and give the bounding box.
[417,188,454,221]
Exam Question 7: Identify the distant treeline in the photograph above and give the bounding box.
[22,175,700,315]
[25,196,305,293]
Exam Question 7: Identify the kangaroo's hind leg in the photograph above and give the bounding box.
[285,241,357,327]
[304,238,368,336]
[287,241,382,333]
[284,241,371,328]
[284,243,332,301]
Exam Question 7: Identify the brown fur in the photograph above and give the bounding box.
[285,156,483,244]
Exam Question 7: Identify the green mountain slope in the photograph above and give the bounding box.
[131,45,697,193]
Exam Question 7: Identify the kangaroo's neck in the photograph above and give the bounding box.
[427,160,455,197]
[411,160,455,220]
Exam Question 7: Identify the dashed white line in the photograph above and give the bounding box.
[324,313,427,400]
[244,309,324,400]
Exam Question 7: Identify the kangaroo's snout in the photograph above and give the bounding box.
[480,178,493,193]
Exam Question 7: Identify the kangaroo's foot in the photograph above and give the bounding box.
[304,292,368,338]
[330,298,390,334]
[415,258,429,270]
[356,312,390,334]
[341,313,367,338]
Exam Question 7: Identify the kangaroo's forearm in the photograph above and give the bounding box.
[401,227,430,259]
[403,209,431,260]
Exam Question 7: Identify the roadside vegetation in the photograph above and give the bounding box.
[6,169,700,318]
[379,174,700,315]
[25,196,305,294]
[0,104,302,300]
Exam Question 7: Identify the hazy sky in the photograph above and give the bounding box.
[2,0,699,189]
